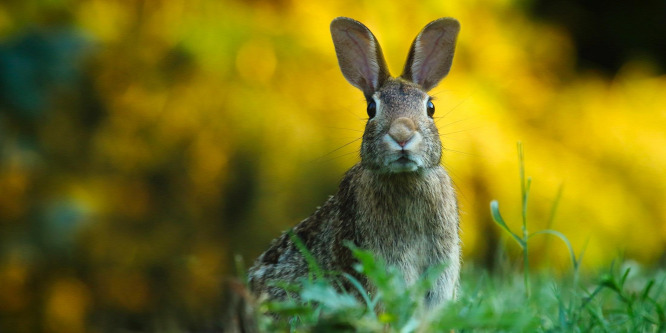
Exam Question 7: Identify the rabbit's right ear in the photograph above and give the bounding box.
[330,17,390,98]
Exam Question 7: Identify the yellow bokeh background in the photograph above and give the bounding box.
[0,0,665,331]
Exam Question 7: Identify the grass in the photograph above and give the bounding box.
[247,143,666,332]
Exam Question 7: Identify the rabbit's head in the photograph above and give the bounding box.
[331,17,460,174]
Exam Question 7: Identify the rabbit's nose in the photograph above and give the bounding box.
[389,117,416,147]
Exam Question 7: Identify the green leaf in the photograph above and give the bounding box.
[620,267,631,289]
[300,280,359,311]
[490,200,524,248]
[342,272,375,315]
[546,184,565,229]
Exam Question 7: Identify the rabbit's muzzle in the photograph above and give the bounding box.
[381,117,425,173]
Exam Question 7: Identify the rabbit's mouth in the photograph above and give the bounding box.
[386,154,420,173]
[396,156,413,164]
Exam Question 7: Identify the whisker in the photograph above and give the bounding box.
[439,126,482,136]
[435,117,472,127]
[337,98,366,120]
[439,137,465,143]
[443,147,476,157]
[316,149,360,164]
[439,90,476,119]
[445,166,470,207]
[327,127,364,133]
[311,137,362,163]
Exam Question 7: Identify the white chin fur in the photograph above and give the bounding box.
[388,162,419,173]
[384,155,423,173]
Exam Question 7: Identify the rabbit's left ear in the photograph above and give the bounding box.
[401,18,460,91]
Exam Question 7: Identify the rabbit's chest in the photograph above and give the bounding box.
[361,213,448,282]
[389,234,436,283]
[353,167,459,285]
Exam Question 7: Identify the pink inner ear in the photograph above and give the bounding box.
[344,29,379,90]
[345,29,376,90]
[414,30,447,86]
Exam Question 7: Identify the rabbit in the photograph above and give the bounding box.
[248,16,461,309]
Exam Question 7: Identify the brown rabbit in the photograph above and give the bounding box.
[248,17,461,308]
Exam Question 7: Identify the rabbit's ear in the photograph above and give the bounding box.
[331,17,390,98]
[401,18,460,91]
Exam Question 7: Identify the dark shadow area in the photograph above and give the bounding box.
[526,0,666,75]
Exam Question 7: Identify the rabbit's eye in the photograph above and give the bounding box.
[427,100,435,117]
[367,100,377,118]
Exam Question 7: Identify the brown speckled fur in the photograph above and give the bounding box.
[248,17,461,308]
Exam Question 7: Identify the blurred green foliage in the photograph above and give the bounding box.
[0,0,665,331]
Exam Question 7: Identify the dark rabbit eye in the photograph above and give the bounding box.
[367,100,377,118]
[427,100,435,117]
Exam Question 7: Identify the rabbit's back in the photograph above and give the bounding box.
[247,194,347,300]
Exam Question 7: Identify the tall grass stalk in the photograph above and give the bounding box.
[518,142,532,298]
[490,142,583,298]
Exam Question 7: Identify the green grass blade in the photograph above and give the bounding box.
[543,184,564,269]
[529,229,578,270]
[546,184,564,229]
[288,230,324,278]
[342,272,375,316]
[641,280,655,300]
[620,267,631,289]
[647,297,665,330]
[517,141,531,299]
[517,142,529,238]
[490,200,525,248]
